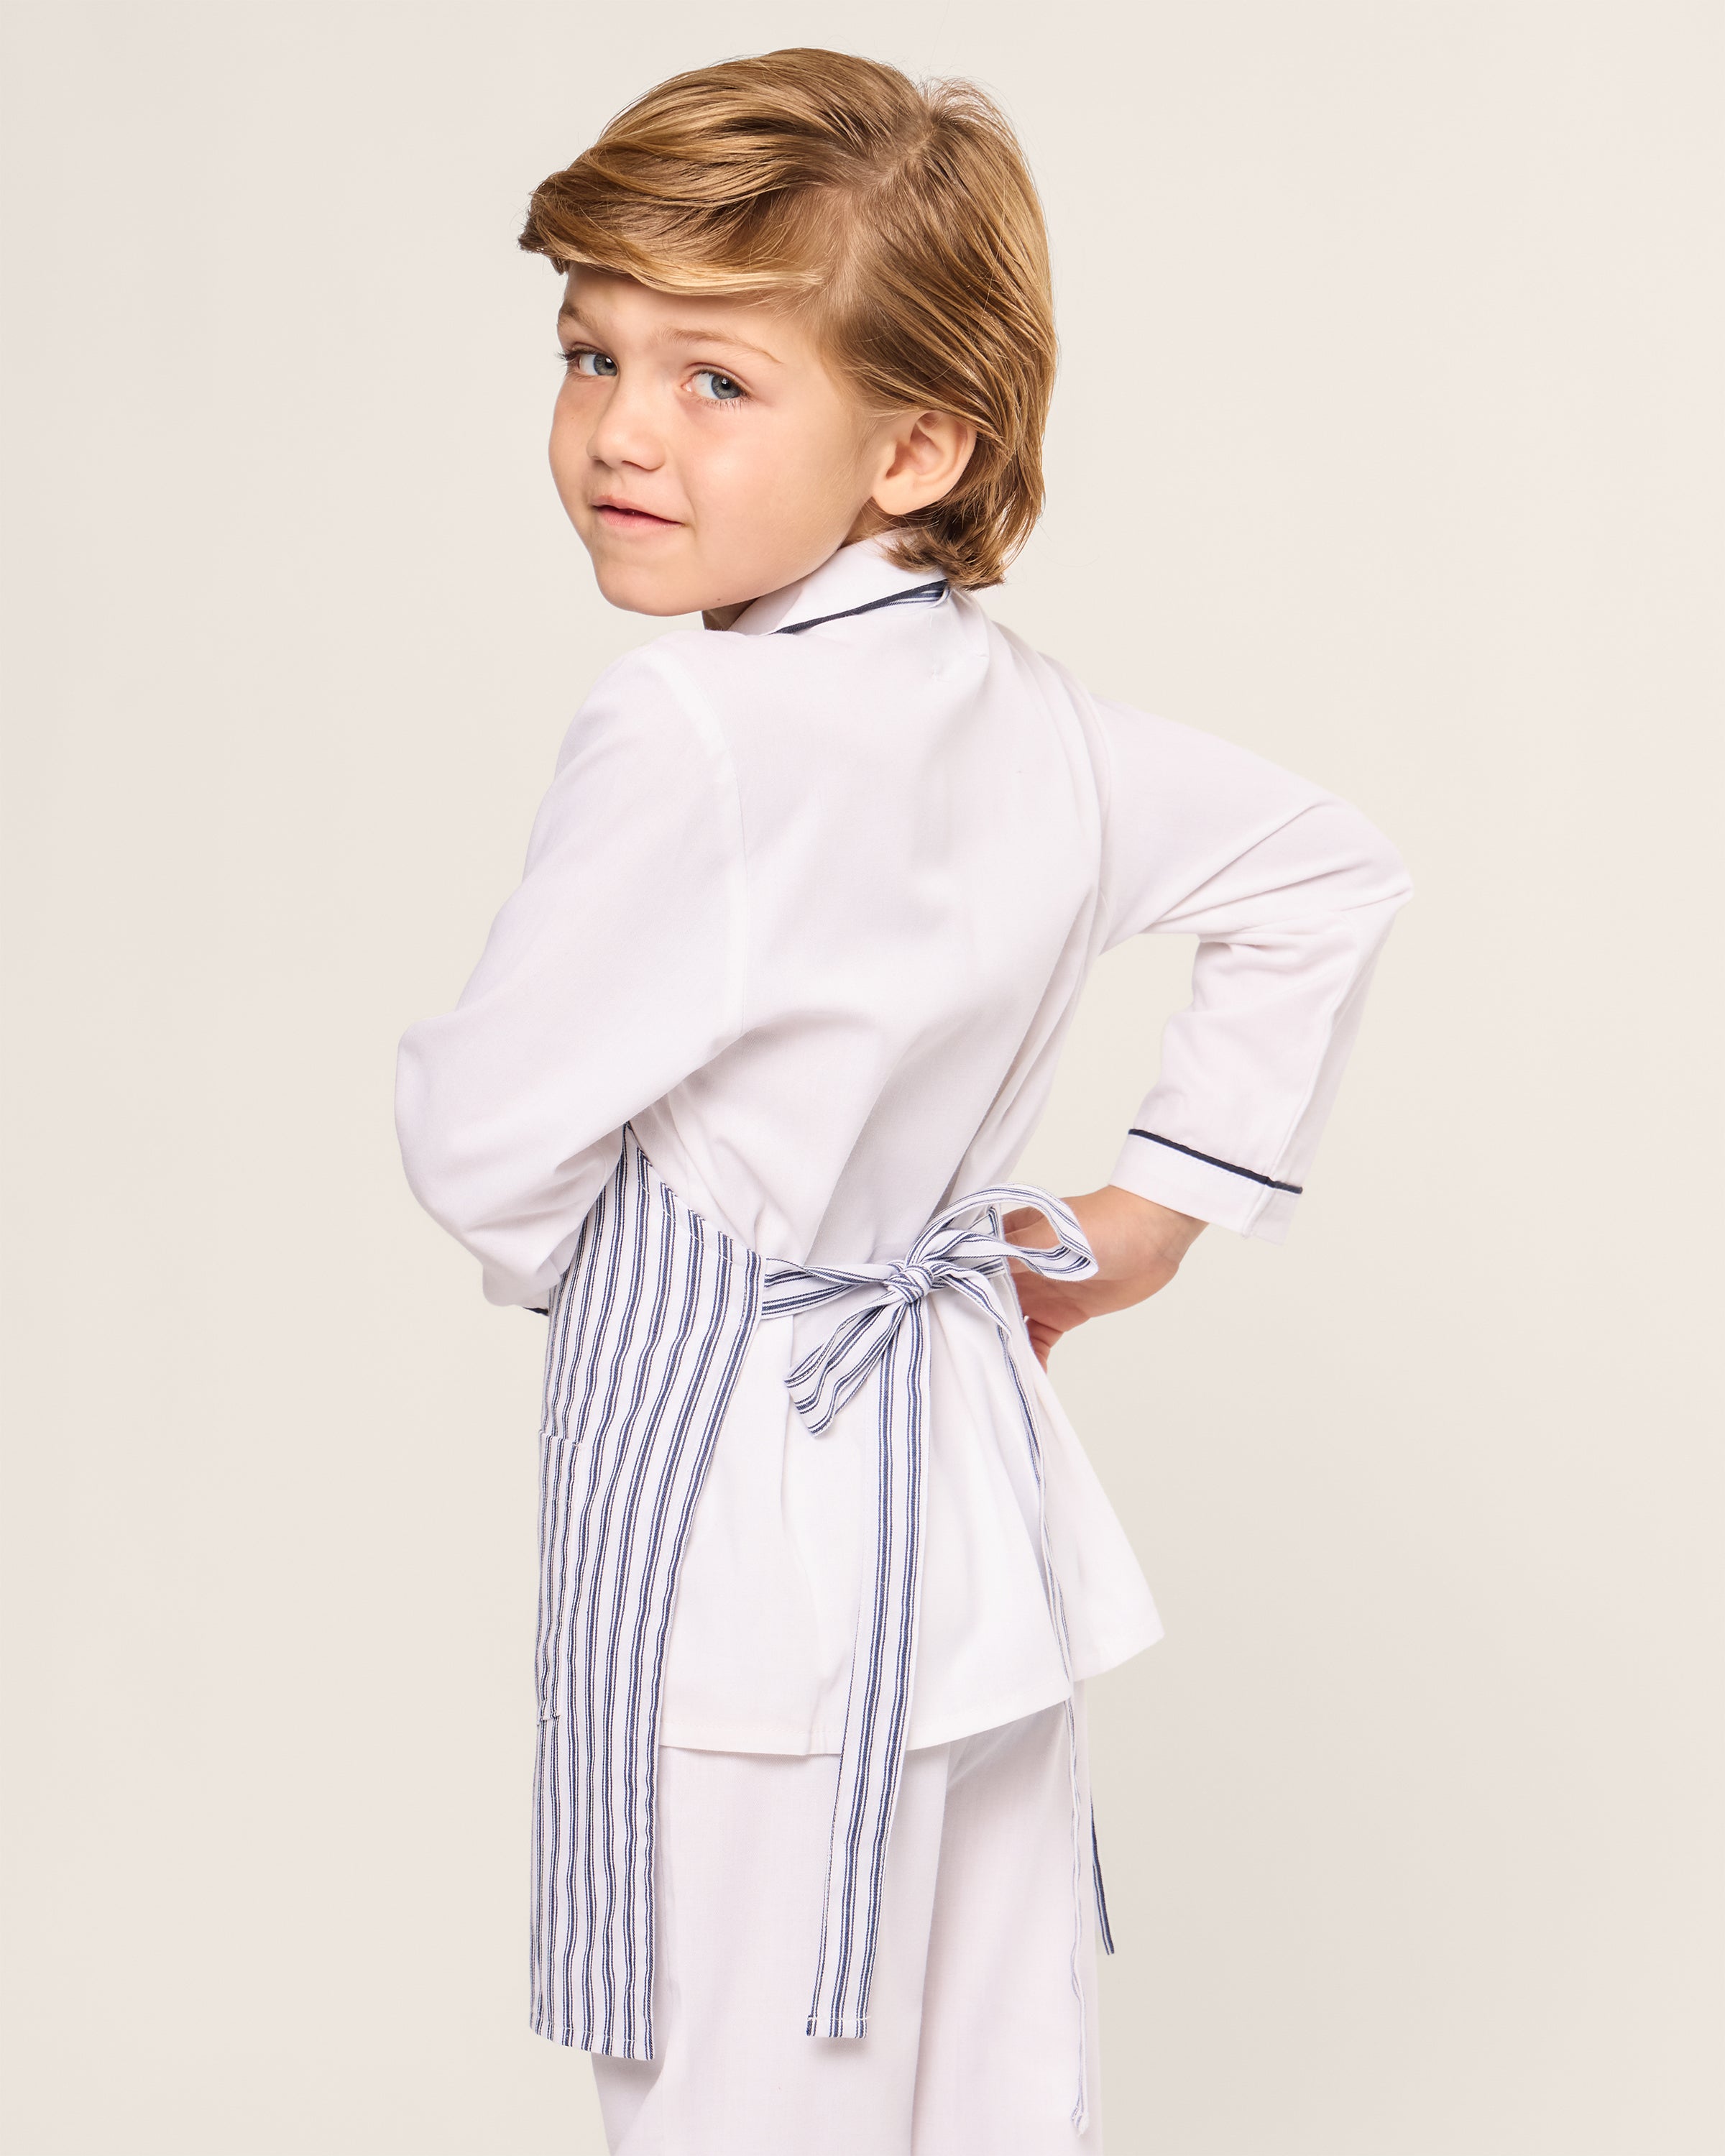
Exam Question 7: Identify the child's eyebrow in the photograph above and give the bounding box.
[555,304,781,369]
[655,326,783,366]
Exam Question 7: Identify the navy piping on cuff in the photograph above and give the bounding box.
[776,579,948,636]
[528,1305,548,1316]
[1126,1127,1303,1196]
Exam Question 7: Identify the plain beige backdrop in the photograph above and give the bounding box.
[2,4,1720,2152]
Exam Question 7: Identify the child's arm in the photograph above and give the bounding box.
[393,648,745,1309]
[1009,695,1412,1361]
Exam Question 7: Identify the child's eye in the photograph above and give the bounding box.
[561,347,617,377]
[691,369,746,404]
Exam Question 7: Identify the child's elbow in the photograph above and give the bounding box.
[394,1025,478,1237]
[1328,799,1414,913]
[1366,824,1414,912]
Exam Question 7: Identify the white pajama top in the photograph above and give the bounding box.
[395,536,1413,1761]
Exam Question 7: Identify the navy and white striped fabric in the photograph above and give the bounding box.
[530,1124,1113,2131]
[530,1129,763,2059]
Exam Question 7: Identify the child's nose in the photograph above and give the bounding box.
[586,380,666,472]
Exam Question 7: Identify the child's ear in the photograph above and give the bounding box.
[871,410,978,518]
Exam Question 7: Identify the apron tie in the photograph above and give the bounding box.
[760,1182,1105,2133]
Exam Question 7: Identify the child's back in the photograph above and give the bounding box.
[396,534,1407,1766]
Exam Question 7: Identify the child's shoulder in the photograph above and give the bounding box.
[561,628,765,778]
[552,625,833,805]
[576,620,791,713]
[565,605,1108,776]
[546,633,720,789]
[571,615,905,751]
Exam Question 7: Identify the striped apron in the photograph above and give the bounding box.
[529,1124,1117,2132]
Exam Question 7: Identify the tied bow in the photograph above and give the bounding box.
[759,1185,1098,1433]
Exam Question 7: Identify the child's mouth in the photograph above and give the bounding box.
[593,500,679,531]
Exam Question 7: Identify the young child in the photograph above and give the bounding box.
[395,48,1412,2155]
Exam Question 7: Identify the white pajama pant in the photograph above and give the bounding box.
[589,1682,1106,2155]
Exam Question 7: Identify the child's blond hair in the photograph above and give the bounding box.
[519,48,1057,590]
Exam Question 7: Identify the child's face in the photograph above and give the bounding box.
[550,267,970,621]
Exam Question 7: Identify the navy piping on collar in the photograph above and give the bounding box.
[1127,1128,1304,1195]
[776,578,949,636]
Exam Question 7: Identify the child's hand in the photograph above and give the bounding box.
[1002,1186,1206,1368]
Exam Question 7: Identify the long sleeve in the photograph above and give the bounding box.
[394,646,748,1307]
[1091,697,1412,1240]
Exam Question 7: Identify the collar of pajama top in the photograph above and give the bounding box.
[724,533,951,637]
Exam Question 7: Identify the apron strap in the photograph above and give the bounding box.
[760,1183,1104,2131]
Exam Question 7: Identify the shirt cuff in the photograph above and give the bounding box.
[1107,1127,1300,1244]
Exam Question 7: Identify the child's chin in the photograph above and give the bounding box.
[589,559,703,619]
